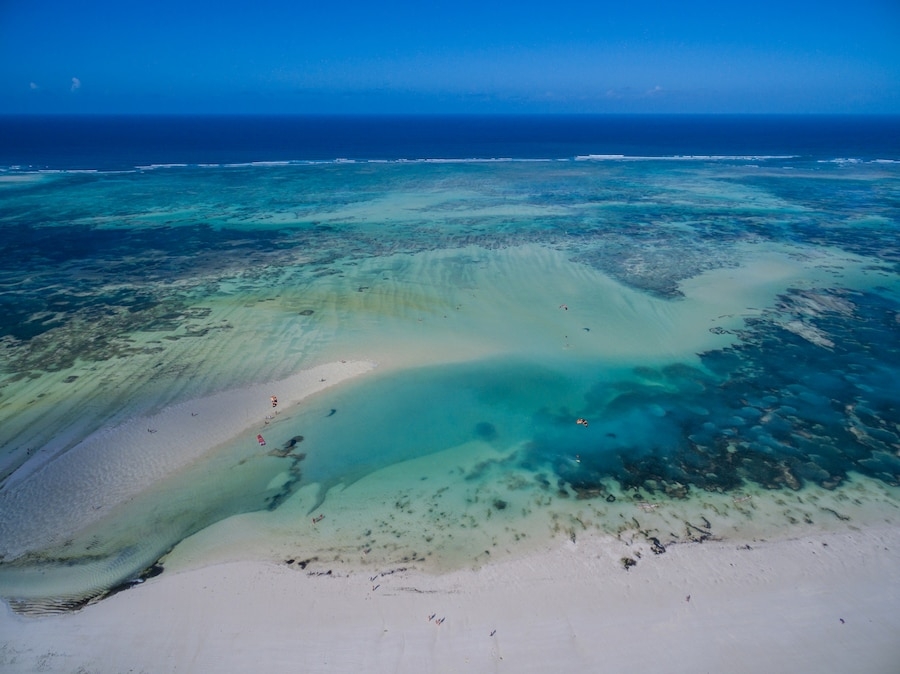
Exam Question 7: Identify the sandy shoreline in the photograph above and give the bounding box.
[2,525,898,673]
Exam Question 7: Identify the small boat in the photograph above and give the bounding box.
[257,434,266,446]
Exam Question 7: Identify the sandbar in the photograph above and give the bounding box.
[0,360,376,560]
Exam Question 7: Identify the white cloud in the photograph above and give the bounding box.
[603,85,666,101]
[29,82,39,90]
[71,77,81,92]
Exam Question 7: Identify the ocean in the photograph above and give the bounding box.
[1,114,899,612]
[2,115,900,169]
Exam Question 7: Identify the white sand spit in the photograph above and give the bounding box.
[0,360,376,559]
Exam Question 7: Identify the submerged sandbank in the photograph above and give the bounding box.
[3,236,897,611]
[0,360,376,561]
[1,525,897,673]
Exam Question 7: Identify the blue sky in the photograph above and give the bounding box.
[1,0,899,114]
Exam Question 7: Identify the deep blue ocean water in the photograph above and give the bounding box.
[2,114,899,169]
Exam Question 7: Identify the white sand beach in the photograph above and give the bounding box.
[2,525,898,673]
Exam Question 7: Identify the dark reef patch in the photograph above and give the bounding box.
[524,286,900,497]
[474,421,498,441]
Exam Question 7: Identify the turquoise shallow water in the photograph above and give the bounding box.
[1,156,899,611]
